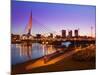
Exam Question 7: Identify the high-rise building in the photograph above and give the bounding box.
[74,29,78,37]
[49,33,53,38]
[68,30,72,38]
[62,30,66,38]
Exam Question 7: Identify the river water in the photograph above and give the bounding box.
[11,42,71,65]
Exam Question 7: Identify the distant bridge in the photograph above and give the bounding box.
[19,36,95,45]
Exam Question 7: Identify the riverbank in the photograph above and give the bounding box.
[12,45,96,74]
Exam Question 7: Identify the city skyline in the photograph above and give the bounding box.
[11,1,96,37]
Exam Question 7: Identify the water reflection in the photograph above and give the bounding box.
[20,42,32,59]
[12,42,56,65]
[43,44,56,56]
[12,42,71,65]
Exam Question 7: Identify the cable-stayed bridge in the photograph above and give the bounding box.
[12,11,95,45]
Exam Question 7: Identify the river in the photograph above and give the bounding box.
[11,42,71,65]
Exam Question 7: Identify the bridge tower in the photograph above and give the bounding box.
[21,11,33,40]
[26,11,32,36]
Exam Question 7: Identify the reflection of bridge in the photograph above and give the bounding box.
[15,42,32,59]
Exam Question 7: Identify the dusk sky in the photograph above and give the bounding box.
[11,1,96,36]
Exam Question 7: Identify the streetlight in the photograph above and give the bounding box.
[91,26,93,38]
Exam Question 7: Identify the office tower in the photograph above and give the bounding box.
[74,29,78,37]
[68,30,72,38]
[62,30,66,38]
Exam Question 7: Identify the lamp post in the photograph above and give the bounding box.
[91,26,93,38]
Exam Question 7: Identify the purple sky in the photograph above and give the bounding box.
[11,1,96,36]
